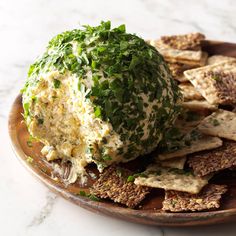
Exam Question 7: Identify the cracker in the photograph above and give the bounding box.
[156,47,208,66]
[167,62,193,82]
[181,100,218,111]
[90,166,150,208]
[207,55,236,65]
[179,83,203,101]
[198,109,236,141]
[158,135,222,160]
[158,33,205,51]
[160,156,187,170]
[162,184,227,212]
[184,60,236,105]
[134,164,209,194]
[175,111,206,133]
[188,140,236,176]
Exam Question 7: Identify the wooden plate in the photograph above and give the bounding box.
[8,40,236,227]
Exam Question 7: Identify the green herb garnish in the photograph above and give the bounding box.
[26,156,34,163]
[127,175,135,182]
[37,118,44,125]
[53,79,61,88]
[79,191,100,201]
[212,119,220,126]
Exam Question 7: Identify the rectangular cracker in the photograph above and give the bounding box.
[134,164,209,194]
[167,62,194,82]
[179,83,203,101]
[156,47,208,66]
[160,156,187,170]
[207,55,236,65]
[162,184,227,212]
[181,100,218,111]
[184,60,236,105]
[150,33,207,66]
[188,140,236,176]
[159,135,222,160]
[158,33,205,51]
[90,166,150,208]
[198,109,236,141]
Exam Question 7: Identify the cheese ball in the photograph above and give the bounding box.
[22,21,181,182]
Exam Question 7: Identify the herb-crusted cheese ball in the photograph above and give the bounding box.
[22,22,181,182]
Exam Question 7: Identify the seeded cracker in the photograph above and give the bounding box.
[149,33,207,66]
[162,184,227,212]
[184,60,236,105]
[179,83,203,101]
[134,164,209,194]
[198,109,236,141]
[167,62,193,82]
[154,47,208,66]
[188,140,236,176]
[158,135,222,160]
[159,33,205,51]
[160,156,187,170]
[207,55,236,65]
[181,100,218,111]
[90,166,150,208]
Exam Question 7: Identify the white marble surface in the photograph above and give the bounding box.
[1,0,236,235]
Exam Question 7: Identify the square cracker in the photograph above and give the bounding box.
[198,109,236,141]
[155,46,208,66]
[90,166,150,208]
[158,33,205,51]
[184,60,236,105]
[160,156,187,170]
[179,83,203,101]
[181,100,218,111]
[134,164,209,194]
[207,55,236,65]
[162,184,227,212]
[167,62,192,82]
[188,140,236,176]
[158,134,222,160]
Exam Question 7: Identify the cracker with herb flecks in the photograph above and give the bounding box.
[162,184,227,212]
[207,55,236,65]
[154,46,208,66]
[149,33,207,66]
[175,110,206,133]
[179,83,203,101]
[184,60,236,105]
[167,62,193,82]
[159,133,222,160]
[181,100,218,111]
[198,109,236,141]
[134,164,209,194]
[188,140,236,177]
[158,33,205,51]
[160,156,187,170]
[90,166,150,208]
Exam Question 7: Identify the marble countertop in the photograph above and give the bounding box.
[1,0,236,235]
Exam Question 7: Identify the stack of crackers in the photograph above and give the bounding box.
[89,33,236,213]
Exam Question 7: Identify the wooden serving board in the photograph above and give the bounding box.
[8,40,236,226]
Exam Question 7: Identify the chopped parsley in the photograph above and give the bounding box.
[127,175,135,182]
[37,118,44,125]
[53,79,61,88]
[26,156,34,163]
[22,21,181,163]
[212,118,220,126]
[26,140,33,148]
[79,190,100,201]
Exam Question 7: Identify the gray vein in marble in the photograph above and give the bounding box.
[27,192,57,227]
